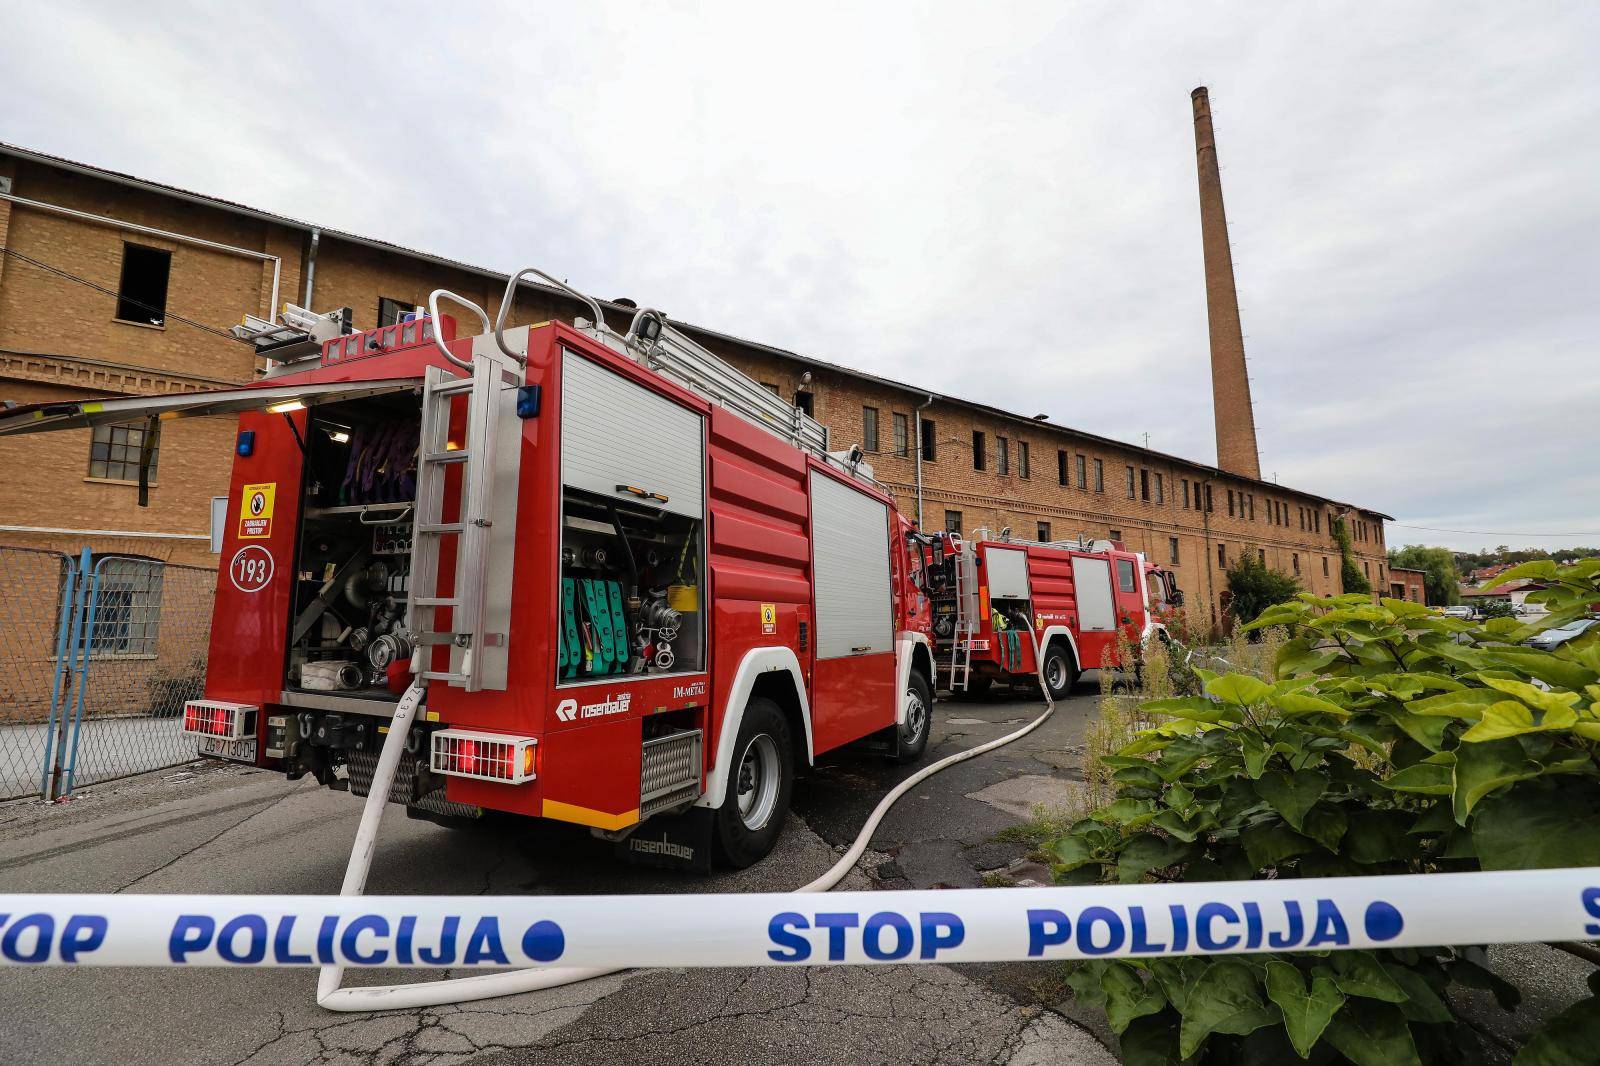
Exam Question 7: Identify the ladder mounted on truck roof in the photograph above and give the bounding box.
[968,527,1118,554]
[493,268,879,490]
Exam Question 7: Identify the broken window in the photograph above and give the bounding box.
[114,243,171,326]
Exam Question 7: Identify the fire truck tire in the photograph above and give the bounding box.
[1041,643,1078,700]
[714,698,794,868]
[893,670,933,763]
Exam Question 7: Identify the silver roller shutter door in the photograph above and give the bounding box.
[985,547,1031,600]
[1072,556,1116,632]
[561,349,703,518]
[809,472,893,659]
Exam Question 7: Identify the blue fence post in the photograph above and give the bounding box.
[42,548,90,800]
[61,555,108,796]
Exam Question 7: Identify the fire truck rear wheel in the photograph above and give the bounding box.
[714,697,794,868]
[1042,643,1078,700]
[893,670,933,763]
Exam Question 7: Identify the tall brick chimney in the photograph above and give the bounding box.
[1191,86,1262,480]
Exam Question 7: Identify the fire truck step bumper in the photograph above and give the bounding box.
[347,749,481,821]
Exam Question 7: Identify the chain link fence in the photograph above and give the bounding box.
[0,547,217,800]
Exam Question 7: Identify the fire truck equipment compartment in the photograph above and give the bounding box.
[1071,555,1117,632]
[808,471,893,659]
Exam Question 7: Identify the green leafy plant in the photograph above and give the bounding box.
[1332,515,1371,596]
[1046,558,1600,1063]
[1225,553,1301,630]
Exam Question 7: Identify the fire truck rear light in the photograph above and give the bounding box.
[430,729,537,785]
[181,700,257,740]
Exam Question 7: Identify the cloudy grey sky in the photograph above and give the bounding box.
[3,2,1596,552]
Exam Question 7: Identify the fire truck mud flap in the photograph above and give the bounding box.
[613,807,716,873]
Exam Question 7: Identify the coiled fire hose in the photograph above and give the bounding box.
[317,633,1057,1011]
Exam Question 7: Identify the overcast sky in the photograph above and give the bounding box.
[3,2,1596,552]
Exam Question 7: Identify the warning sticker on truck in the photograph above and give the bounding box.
[760,603,777,635]
[238,483,276,539]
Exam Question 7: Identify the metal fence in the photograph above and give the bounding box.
[0,547,216,800]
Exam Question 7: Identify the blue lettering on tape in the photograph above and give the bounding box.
[1025,897,1388,959]
[521,920,565,963]
[767,911,970,962]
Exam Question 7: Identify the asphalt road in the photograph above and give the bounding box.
[0,685,1117,1066]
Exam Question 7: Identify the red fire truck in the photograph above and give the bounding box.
[926,529,1182,699]
[0,275,938,869]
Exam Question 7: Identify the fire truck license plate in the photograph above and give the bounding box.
[198,736,257,763]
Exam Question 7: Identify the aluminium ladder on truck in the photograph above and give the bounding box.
[937,534,981,692]
[408,346,520,692]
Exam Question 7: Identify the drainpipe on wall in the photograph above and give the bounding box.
[301,227,320,308]
[914,394,934,528]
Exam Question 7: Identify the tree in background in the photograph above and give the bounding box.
[1330,515,1370,595]
[1388,544,1462,605]
[1224,552,1300,629]
[1454,544,1600,572]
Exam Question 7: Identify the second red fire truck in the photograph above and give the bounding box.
[924,528,1182,699]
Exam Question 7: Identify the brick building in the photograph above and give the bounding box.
[0,140,1393,627]
[1387,566,1427,604]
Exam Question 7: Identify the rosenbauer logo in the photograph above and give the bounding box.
[554,694,632,723]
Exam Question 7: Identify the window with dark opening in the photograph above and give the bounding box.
[1323,556,1330,577]
[1038,521,1051,542]
[1259,547,1267,565]
[1094,459,1104,492]
[972,430,986,471]
[1140,469,1150,501]
[794,390,814,417]
[1109,529,1122,543]
[1217,544,1227,568]
[920,418,937,461]
[892,413,908,456]
[114,243,171,326]
[89,421,160,482]
[1154,473,1163,504]
[1077,455,1088,490]
[1182,479,1190,508]
[1057,449,1068,486]
[996,436,1009,475]
[944,509,962,535]
[377,296,416,327]
[1018,441,1030,479]
[1169,537,1180,564]
[862,406,879,452]
[1125,465,1135,498]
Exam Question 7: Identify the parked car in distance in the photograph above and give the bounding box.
[1525,617,1600,650]
[1442,605,1477,620]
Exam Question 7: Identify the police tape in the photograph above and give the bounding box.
[3,868,1599,969]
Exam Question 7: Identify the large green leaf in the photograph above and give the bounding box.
[1392,713,1451,753]
[1241,732,1270,779]
[1254,769,1327,831]
[1051,833,1098,871]
[1498,560,1558,584]
[1472,781,1600,870]
[1480,676,1583,716]
[1385,965,1451,1024]
[1142,696,1238,726]
[1515,994,1600,1065]
[1206,674,1275,707]
[1328,952,1409,1002]
[1154,738,1210,783]
[1117,834,1192,883]
[1381,762,1452,796]
[1274,691,1353,718]
[1404,688,1505,720]
[1460,700,1578,742]
[1322,999,1422,1066]
[1486,648,1599,692]
[1263,961,1343,1059]
[1242,821,1315,867]
[1102,963,1169,1035]
[1343,810,1415,865]
[1302,804,1349,852]
[1176,960,1278,1059]
[1451,737,1543,824]
[1114,765,1165,789]
[1118,1013,1183,1066]
[1092,797,1160,828]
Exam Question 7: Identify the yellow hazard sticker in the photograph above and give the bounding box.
[238,482,276,539]
[760,603,777,635]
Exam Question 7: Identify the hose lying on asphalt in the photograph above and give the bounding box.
[317,633,1058,1011]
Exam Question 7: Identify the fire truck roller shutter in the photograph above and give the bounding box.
[560,349,704,519]
[1071,556,1117,633]
[984,548,1031,601]
[808,472,894,659]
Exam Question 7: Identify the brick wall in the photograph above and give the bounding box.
[0,151,1394,624]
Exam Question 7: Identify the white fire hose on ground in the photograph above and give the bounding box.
[316,637,1058,1011]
